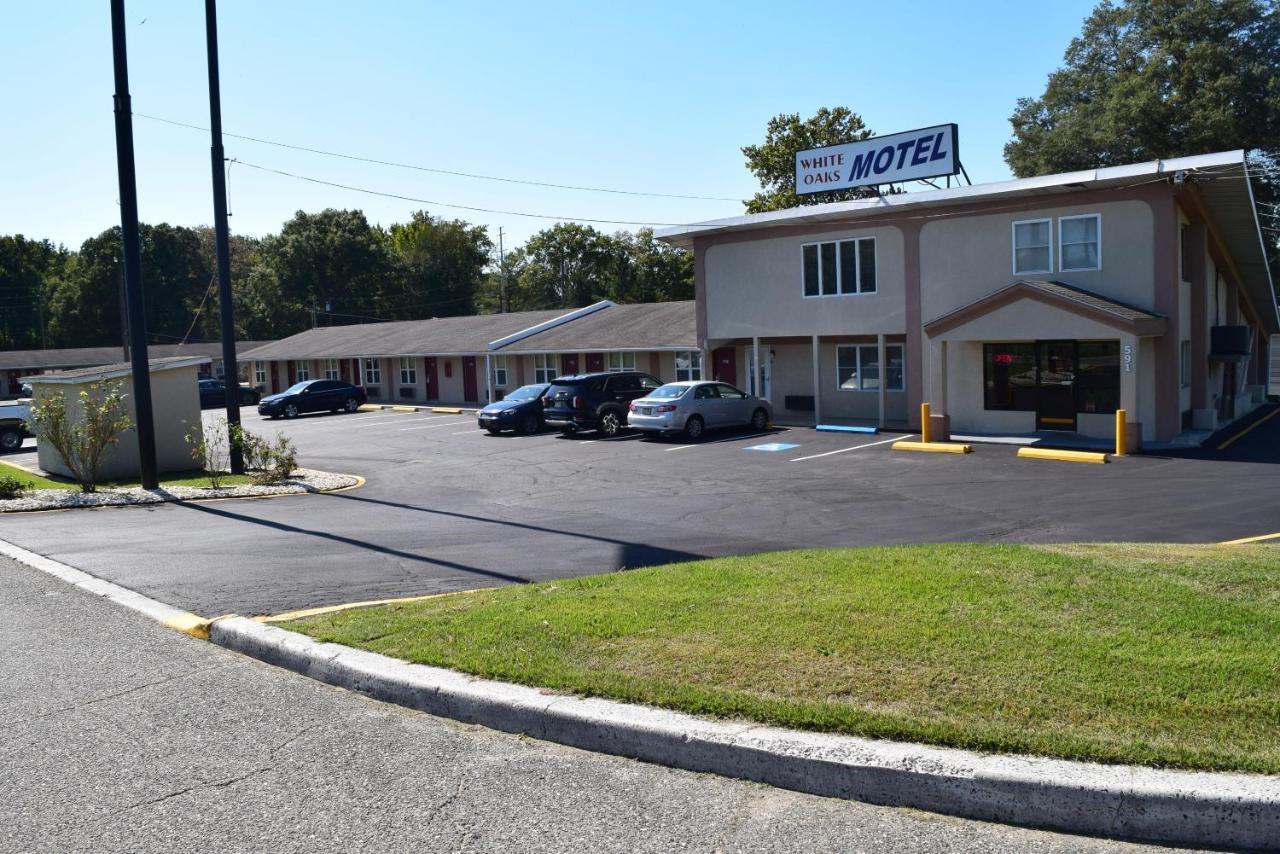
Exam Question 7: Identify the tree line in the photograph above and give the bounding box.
[0,212,693,351]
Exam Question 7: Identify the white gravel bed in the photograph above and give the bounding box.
[0,468,360,513]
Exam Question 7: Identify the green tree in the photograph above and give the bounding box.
[607,228,694,303]
[513,223,618,309]
[1004,0,1280,181]
[741,107,878,213]
[0,235,70,350]
[386,211,492,318]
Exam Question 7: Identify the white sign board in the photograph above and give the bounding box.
[795,124,959,194]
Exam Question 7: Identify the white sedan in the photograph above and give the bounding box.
[628,381,772,441]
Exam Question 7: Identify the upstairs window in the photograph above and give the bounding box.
[802,237,876,297]
[1059,214,1101,271]
[1012,219,1051,275]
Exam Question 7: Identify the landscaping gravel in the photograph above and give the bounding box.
[0,468,359,513]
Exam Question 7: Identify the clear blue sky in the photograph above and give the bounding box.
[1,0,1100,252]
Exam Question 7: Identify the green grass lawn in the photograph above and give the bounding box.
[0,459,253,490]
[290,543,1280,773]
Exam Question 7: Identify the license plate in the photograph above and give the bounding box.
[639,407,652,416]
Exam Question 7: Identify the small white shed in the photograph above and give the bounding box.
[21,356,206,481]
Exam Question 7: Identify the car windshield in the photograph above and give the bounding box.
[648,384,689,400]
[505,384,547,401]
[283,382,312,394]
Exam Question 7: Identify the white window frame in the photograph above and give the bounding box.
[607,351,636,372]
[835,344,905,392]
[492,355,508,388]
[801,237,877,298]
[363,357,381,386]
[293,360,310,381]
[1012,218,1053,275]
[674,350,702,382]
[323,358,339,380]
[1058,213,1102,272]
[534,353,558,384]
[399,356,417,385]
[253,361,266,385]
[212,359,225,379]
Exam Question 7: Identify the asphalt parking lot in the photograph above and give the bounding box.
[2,404,1278,617]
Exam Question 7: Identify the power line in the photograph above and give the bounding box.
[233,159,697,227]
[134,111,740,202]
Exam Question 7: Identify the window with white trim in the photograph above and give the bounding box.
[492,355,508,387]
[399,357,417,385]
[293,360,310,381]
[1012,219,1052,274]
[212,359,225,379]
[324,358,340,380]
[802,237,876,297]
[1059,214,1101,271]
[534,353,557,384]
[607,351,636,372]
[364,358,381,385]
[253,361,266,385]
[674,350,702,382]
[836,344,904,391]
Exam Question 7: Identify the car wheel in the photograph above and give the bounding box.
[598,409,623,437]
[521,414,539,435]
[283,403,299,419]
[0,427,22,453]
[683,415,705,441]
[751,408,769,431]
[343,397,359,413]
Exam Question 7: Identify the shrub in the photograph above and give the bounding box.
[230,424,298,485]
[185,418,230,488]
[0,475,29,500]
[28,380,133,494]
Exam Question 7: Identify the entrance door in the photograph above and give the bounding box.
[585,352,604,373]
[1036,341,1077,431]
[712,347,736,384]
[560,353,579,375]
[462,356,478,403]
[425,358,439,400]
[745,347,772,401]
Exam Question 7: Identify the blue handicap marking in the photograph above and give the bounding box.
[744,442,800,452]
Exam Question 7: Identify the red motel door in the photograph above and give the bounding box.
[560,353,579,375]
[585,352,604,373]
[713,347,737,384]
[462,357,478,402]
[425,358,439,400]
[270,362,280,392]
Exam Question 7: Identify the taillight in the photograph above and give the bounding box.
[628,402,636,412]
[657,404,677,413]
[572,395,584,410]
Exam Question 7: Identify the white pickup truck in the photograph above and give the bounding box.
[0,401,32,453]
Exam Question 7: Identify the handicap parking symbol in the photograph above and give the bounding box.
[744,442,800,452]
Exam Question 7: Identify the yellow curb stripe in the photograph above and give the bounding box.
[431,407,464,414]
[1016,447,1109,464]
[1217,531,1280,546]
[1216,406,1280,450]
[892,440,973,454]
[256,587,493,624]
[390,405,417,412]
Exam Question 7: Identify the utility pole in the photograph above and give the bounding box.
[204,0,244,473]
[498,227,506,313]
[110,0,158,489]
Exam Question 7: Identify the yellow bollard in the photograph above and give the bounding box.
[1115,408,1127,457]
[921,402,931,444]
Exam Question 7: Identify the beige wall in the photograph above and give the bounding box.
[920,199,1156,322]
[35,366,202,480]
[703,225,907,340]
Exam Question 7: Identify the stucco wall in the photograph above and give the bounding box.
[703,225,907,340]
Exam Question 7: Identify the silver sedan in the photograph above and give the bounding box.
[628,381,772,440]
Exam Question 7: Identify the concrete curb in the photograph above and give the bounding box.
[0,537,213,637]
[210,615,1280,850]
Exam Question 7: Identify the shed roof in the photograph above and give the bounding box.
[21,356,208,384]
[0,341,274,372]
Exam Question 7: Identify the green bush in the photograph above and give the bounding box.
[27,380,133,493]
[230,424,298,485]
[185,418,230,488]
[0,474,29,500]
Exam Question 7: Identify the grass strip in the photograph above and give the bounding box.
[0,459,253,490]
[290,543,1280,774]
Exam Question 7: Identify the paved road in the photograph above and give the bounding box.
[0,555,1187,853]
[2,404,1278,616]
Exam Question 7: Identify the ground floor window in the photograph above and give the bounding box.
[534,353,557,384]
[491,355,508,388]
[213,360,225,379]
[983,344,1037,410]
[399,357,417,385]
[836,344,904,391]
[674,350,702,382]
[1076,341,1120,413]
[983,341,1119,415]
[324,358,340,380]
[364,358,381,385]
[293,360,310,381]
[254,361,266,385]
[608,351,636,372]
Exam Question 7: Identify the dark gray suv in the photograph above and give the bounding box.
[542,371,663,437]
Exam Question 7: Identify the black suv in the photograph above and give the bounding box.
[543,372,663,437]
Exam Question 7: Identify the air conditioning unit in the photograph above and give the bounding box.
[399,387,417,399]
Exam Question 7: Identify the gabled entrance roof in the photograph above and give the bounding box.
[923,280,1167,338]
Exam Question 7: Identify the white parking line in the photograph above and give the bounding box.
[398,419,476,431]
[789,435,902,462]
[663,431,777,451]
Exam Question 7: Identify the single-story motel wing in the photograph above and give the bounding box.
[656,149,1280,447]
[238,300,701,405]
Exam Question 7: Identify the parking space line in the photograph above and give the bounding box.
[1216,406,1280,450]
[789,435,904,462]
[664,431,775,451]
[398,419,476,431]
[1217,531,1280,546]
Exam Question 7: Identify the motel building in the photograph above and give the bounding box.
[656,149,1279,448]
[239,300,700,406]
